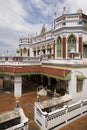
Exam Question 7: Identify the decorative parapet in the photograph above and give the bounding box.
[34,98,87,130]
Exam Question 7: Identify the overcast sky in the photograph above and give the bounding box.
[0,0,87,55]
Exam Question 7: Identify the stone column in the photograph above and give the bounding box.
[45,49,47,55]
[14,76,22,97]
[68,70,77,102]
[45,49,48,58]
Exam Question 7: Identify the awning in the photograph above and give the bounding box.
[40,72,71,81]
[77,74,86,80]
[0,65,71,81]
[83,41,87,45]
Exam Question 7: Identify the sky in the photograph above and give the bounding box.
[0,0,87,55]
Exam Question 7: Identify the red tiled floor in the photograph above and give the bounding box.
[0,92,49,120]
[59,114,87,130]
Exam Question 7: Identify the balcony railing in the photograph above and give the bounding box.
[0,56,87,66]
[0,56,41,66]
[35,99,87,130]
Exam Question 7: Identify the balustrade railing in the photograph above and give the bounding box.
[35,99,87,130]
[0,56,41,65]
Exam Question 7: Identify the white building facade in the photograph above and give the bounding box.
[17,8,87,102]
[19,9,87,59]
[17,8,87,130]
[0,8,87,130]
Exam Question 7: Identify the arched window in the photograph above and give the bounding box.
[67,34,76,57]
[83,41,87,58]
[57,37,62,57]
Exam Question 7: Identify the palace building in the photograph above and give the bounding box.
[14,8,87,101]
[0,8,87,130]
[19,8,87,59]
[0,8,87,101]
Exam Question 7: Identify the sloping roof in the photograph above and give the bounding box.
[0,65,71,80]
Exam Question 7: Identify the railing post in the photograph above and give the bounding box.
[34,101,48,130]
[42,113,48,130]
[64,105,68,123]
[80,100,83,115]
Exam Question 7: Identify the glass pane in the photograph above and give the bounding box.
[57,37,62,57]
[83,45,87,58]
[68,35,76,57]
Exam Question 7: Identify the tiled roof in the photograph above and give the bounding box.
[0,65,71,80]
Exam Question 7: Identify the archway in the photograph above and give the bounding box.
[57,36,62,58]
[67,34,77,57]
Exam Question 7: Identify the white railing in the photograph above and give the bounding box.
[35,99,87,130]
[0,56,87,66]
[47,108,66,130]
[0,57,41,66]
[42,58,84,65]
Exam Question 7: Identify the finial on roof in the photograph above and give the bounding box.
[15,100,20,108]
[53,89,57,98]
[77,9,83,13]
[54,12,57,19]
[40,23,46,37]
[63,7,66,14]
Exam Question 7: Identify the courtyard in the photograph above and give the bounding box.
[0,91,87,130]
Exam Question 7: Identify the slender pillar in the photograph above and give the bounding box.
[45,49,47,55]
[62,37,66,58]
[36,50,38,57]
[20,49,23,56]
[51,48,54,54]
[78,36,82,58]
[27,48,30,56]
[45,49,48,58]
[54,40,55,58]
[14,76,22,97]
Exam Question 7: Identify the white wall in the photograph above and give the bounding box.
[69,68,87,104]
